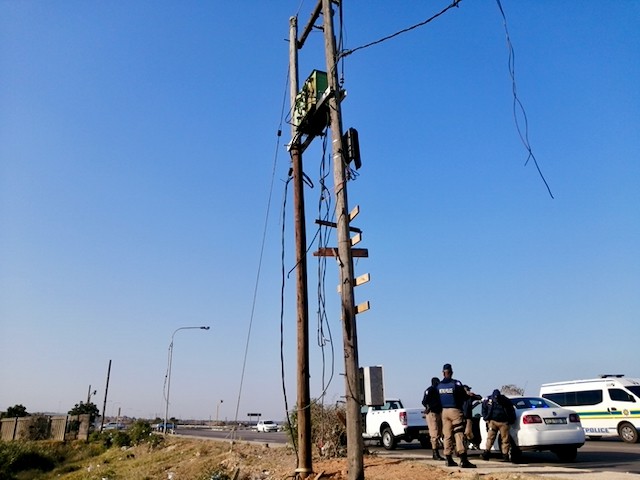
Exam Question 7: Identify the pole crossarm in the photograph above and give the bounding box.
[315,219,362,234]
[313,247,368,258]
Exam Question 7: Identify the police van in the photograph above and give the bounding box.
[540,375,640,443]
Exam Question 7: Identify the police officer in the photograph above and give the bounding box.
[422,377,444,460]
[437,363,476,468]
[462,385,482,449]
[481,389,516,462]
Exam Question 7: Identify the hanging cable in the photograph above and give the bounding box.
[495,0,554,199]
[295,0,307,18]
[232,67,291,436]
[338,0,346,87]
[317,133,336,400]
[279,175,298,459]
[339,0,462,59]
[313,127,336,454]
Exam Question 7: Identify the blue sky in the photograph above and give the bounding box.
[1,1,638,422]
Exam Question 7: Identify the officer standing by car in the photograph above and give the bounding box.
[481,389,516,462]
[462,385,482,449]
[422,376,444,460]
[438,363,476,468]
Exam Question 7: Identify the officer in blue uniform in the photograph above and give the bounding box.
[481,389,516,462]
[422,377,444,460]
[438,363,476,468]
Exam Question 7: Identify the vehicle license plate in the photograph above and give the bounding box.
[544,418,566,424]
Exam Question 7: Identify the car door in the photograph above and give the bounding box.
[606,387,637,423]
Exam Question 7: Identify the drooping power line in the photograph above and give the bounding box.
[495,0,554,199]
[338,0,462,59]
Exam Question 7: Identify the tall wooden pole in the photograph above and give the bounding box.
[289,15,313,478]
[100,359,112,432]
[321,1,364,479]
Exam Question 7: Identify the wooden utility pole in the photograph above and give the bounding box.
[289,15,313,478]
[289,2,367,478]
[321,1,365,479]
[100,359,112,432]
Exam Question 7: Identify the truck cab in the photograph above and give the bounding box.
[361,399,429,450]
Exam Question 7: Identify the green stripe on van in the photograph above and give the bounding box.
[577,410,640,418]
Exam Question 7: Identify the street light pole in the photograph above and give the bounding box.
[216,399,223,423]
[163,325,210,435]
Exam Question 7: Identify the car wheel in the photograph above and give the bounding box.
[618,422,639,443]
[419,436,430,449]
[381,427,397,450]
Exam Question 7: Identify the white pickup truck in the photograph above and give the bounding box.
[361,399,429,450]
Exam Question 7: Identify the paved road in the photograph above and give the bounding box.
[369,437,640,476]
[177,428,640,477]
[177,427,288,445]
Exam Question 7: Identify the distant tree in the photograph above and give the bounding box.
[68,402,100,422]
[27,415,51,440]
[1,404,29,419]
[500,384,525,396]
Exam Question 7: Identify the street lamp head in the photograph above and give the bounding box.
[200,326,210,330]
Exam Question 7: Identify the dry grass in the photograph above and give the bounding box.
[34,436,561,480]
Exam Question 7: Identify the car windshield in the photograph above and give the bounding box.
[264,421,274,425]
[510,397,559,409]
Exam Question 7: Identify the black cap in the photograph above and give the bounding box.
[443,363,452,371]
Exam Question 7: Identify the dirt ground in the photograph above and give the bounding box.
[54,437,555,480]
[158,438,550,480]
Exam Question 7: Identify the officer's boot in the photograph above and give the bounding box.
[501,452,510,463]
[481,450,490,460]
[459,453,476,469]
[445,455,458,467]
[432,449,444,460]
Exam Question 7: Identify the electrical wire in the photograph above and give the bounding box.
[279,175,297,458]
[338,0,462,59]
[231,67,291,438]
[495,0,554,199]
[316,133,336,402]
[295,0,307,18]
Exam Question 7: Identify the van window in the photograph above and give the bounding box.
[543,389,603,406]
[609,388,636,402]
[627,386,640,398]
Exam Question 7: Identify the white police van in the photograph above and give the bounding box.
[540,375,640,443]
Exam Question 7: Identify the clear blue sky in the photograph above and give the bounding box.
[1,1,638,422]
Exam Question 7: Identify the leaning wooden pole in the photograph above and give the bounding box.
[100,359,112,432]
[289,15,313,479]
[321,1,365,479]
